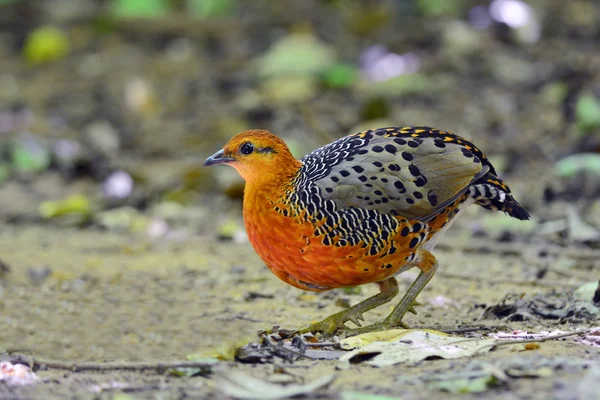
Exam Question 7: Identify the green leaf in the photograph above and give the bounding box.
[576,95,600,134]
[418,0,462,16]
[168,367,204,377]
[23,26,70,65]
[111,0,171,19]
[186,0,237,18]
[555,153,600,177]
[38,194,93,220]
[0,163,10,183]
[322,64,357,89]
[255,32,336,79]
[0,0,25,5]
[11,136,51,174]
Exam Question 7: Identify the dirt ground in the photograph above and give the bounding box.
[1,218,598,399]
[1,1,600,398]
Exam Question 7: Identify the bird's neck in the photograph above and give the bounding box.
[241,159,302,208]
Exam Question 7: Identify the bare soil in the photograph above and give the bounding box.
[1,219,597,399]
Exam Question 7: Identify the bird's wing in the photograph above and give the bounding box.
[300,127,488,220]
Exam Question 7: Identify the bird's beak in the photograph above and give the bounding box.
[203,149,235,166]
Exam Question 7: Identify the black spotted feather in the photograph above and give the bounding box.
[299,126,529,221]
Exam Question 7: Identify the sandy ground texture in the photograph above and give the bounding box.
[0,221,598,399]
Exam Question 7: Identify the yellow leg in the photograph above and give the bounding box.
[298,277,400,336]
[343,249,439,337]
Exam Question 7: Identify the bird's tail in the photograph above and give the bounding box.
[468,173,530,220]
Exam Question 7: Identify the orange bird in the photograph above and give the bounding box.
[204,127,529,336]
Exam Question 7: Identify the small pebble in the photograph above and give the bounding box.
[27,266,52,285]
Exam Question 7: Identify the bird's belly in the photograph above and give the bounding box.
[424,197,474,251]
[244,210,414,291]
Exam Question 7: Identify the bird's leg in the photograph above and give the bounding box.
[343,249,439,337]
[297,277,399,336]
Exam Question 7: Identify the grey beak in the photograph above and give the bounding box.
[203,149,235,166]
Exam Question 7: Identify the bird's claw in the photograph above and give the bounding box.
[258,326,298,339]
[348,312,365,327]
[408,300,422,315]
[297,309,367,337]
[340,319,410,338]
[297,319,344,337]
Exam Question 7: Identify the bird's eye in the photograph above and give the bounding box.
[240,142,254,155]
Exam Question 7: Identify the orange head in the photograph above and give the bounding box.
[203,129,301,185]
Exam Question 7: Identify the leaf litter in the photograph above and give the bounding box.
[214,370,335,400]
[339,329,497,367]
[336,327,597,368]
[396,356,595,394]
[0,361,38,386]
[482,280,600,322]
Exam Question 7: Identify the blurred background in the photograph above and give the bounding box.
[1,0,599,243]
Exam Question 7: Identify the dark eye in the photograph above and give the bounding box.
[240,142,254,155]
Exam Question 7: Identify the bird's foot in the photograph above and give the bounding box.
[336,301,421,338]
[297,300,420,337]
[297,307,367,337]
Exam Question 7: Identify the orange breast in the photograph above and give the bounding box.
[243,196,421,292]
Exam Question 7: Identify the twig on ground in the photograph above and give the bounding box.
[439,326,495,334]
[490,329,594,348]
[430,329,595,352]
[437,271,582,288]
[7,354,218,372]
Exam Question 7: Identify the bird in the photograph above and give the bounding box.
[203,126,530,337]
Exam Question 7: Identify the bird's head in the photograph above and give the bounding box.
[203,129,300,184]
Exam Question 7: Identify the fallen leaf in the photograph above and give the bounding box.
[429,374,499,393]
[166,356,218,377]
[411,362,508,393]
[574,281,600,303]
[505,366,553,378]
[341,391,402,400]
[340,328,447,350]
[112,394,135,400]
[215,371,335,400]
[191,339,251,361]
[566,206,600,242]
[339,330,495,367]
[0,361,38,386]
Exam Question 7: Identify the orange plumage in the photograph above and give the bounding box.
[204,127,529,336]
